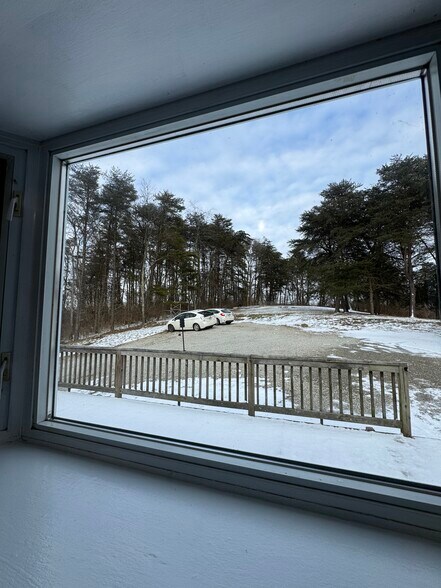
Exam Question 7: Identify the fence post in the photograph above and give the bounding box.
[115,352,123,398]
[398,365,411,437]
[247,358,255,416]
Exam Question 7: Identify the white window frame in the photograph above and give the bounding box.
[20,29,441,540]
[0,134,40,444]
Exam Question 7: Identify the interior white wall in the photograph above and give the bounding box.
[1,1,440,140]
[0,443,440,588]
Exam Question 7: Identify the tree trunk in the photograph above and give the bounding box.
[141,252,146,324]
[368,278,375,315]
[403,244,416,318]
[110,244,116,331]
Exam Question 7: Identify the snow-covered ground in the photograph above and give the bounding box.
[237,305,441,358]
[56,390,441,486]
[78,325,165,347]
[409,386,441,439]
[58,363,441,440]
[63,374,399,432]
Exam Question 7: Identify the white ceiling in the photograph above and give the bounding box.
[0,0,440,141]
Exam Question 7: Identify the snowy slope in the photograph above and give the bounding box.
[238,306,441,358]
[76,325,165,347]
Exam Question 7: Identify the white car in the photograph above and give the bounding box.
[166,311,215,332]
[206,308,235,325]
[194,310,218,327]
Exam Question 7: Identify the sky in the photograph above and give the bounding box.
[91,79,427,255]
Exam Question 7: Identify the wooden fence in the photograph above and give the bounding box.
[58,346,411,436]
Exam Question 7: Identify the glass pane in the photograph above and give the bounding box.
[55,78,441,485]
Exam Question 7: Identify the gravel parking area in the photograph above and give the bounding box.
[121,321,348,357]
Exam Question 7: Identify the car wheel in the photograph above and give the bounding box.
[193,323,201,331]
[167,324,175,332]
[216,318,220,325]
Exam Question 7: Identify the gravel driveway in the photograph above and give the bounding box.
[120,321,350,357]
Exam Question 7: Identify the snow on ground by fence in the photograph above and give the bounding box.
[59,366,441,439]
[66,373,397,429]
[56,389,441,486]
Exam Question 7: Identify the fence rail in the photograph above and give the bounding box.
[58,346,411,436]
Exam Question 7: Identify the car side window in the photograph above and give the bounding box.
[187,313,196,318]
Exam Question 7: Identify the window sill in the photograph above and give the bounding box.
[23,419,441,541]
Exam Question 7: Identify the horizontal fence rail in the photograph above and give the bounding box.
[58,346,411,436]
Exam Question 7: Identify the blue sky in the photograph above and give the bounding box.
[93,79,427,255]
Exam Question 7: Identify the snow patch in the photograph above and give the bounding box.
[56,390,441,486]
[76,325,165,348]
[238,306,441,358]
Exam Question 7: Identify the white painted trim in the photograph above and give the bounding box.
[423,49,441,314]
[44,21,441,155]
[0,138,37,443]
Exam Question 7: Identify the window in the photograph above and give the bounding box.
[48,70,441,487]
[27,47,441,536]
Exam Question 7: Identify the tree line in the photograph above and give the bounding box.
[62,154,438,341]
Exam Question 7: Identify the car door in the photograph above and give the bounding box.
[185,312,196,329]
[172,312,186,330]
